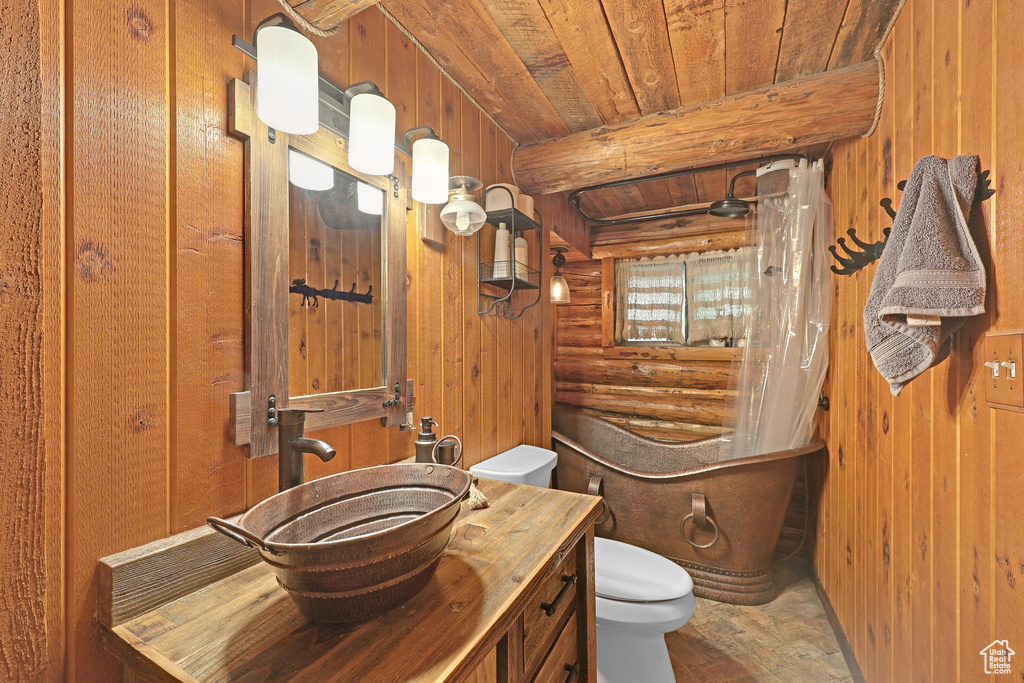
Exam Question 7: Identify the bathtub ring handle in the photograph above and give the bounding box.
[588,476,611,525]
[680,492,719,549]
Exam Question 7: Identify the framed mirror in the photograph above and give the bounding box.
[227,73,410,457]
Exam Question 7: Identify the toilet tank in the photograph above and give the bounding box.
[469,445,557,488]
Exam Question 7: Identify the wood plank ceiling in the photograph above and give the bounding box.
[372,0,902,232]
[379,0,902,145]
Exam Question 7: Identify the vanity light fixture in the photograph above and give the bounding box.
[440,176,487,236]
[288,149,334,191]
[550,247,571,304]
[346,83,397,176]
[357,181,384,216]
[404,127,450,204]
[254,14,319,135]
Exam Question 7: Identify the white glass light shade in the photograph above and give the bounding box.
[357,181,384,215]
[288,150,334,191]
[256,24,319,135]
[348,92,396,176]
[440,198,487,236]
[411,137,450,204]
[550,274,571,303]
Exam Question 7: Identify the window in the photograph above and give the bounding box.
[614,248,755,346]
[614,257,687,344]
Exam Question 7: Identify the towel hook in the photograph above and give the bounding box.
[829,169,993,276]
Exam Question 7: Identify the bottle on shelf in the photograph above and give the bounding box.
[493,222,511,278]
[514,233,528,279]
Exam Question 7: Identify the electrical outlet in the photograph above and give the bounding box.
[984,331,1024,410]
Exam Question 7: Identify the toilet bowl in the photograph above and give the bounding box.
[470,446,695,683]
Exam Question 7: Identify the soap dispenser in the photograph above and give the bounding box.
[414,417,438,464]
[493,222,511,278]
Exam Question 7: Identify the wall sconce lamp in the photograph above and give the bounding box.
[345,82,397,176]
[403,127,450,204]
[550,247,571,304]
[253,14,320,135]
[440,176,487,236]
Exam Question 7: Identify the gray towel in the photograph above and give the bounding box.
[864,154,985,396]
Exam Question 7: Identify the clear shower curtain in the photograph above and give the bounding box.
[723,159,832,459]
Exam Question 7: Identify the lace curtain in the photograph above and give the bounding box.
[614,256,687,344]
[685,248,755,344]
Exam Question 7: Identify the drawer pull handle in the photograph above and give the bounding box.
[540,574,577,616]
[563,662,579,683]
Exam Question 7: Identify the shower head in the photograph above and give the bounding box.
[708,195,751,218]
[708,169,756,218]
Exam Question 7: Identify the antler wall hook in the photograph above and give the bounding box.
[829,169,993,276]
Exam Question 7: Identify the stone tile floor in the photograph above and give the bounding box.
[668,560,853,682]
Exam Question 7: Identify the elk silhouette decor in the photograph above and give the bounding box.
[829,169,994,276]
[290,279,374,307]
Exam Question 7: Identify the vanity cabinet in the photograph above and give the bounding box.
[98,480,600,682]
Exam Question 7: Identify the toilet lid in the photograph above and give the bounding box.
[594,537,694,602]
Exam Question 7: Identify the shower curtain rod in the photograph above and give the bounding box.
[568,152,817,226]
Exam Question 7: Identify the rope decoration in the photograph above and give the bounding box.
[862,0,908,138]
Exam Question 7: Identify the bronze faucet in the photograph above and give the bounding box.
[277,408,337,491]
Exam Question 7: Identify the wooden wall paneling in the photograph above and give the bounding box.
[908,2,933,678]
[347,8,389,470]
[173,0,248,531]
[307,196,328,397]
[928,1,959,676]
[477,0,603,132]
[534,0,640,123]
[853,134,870,673]
[540,208,552,446]
[958,0,996,679]
[663,0,726,107]
[723,0,786,94]
[496,134,515,453]
[888,13,915,681]
[833,143,850,643]
[462,106,483,466]
[861,77,880,683]
[288,186,309,398]
[816,2,1024,680]
[598,0,680,114]
[875,37,897,682]
[774,0,847,82]
[414,48,444,443]
[993,0,1024,666]
[67,0,172,677]
[479,119,499,461]
[0,0,64,678]
[439,77,465,449]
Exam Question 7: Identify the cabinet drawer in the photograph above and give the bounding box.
[523,546,577,672]
[531,613,579,683]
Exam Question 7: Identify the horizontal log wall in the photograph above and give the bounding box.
[553,258,736,440]
[813,0,1024,680]
[48,3,555,679]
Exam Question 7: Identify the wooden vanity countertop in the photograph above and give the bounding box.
[98,479,601,683]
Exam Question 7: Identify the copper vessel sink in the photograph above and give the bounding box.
[208,463,472,623]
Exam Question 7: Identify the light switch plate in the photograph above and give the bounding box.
[984,330,1024,410]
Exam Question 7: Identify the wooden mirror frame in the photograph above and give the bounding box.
[227,73,410,458]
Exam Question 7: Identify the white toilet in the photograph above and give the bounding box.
[471,445,695,683]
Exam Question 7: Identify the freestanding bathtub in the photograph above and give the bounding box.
[552,406,824,605]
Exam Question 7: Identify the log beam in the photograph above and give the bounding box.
[287,0,378,31]
[513,60,879,195]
